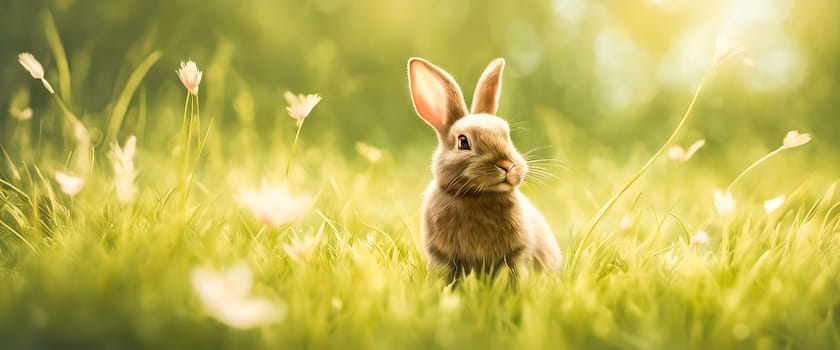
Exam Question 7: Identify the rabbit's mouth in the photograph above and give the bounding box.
[487,177,516,192]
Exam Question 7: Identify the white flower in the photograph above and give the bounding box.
[439,290,461,312]
[191,262,286,329]
[73,122,89,143]
[239,180,312,227]
[18,53,55,94]
[690,229,709,246]
[71,123,92,175]
[284,91,321,126]
[55,171,83,196]
[283,235,320,264]
[667,139,705,162]
[109,136,137,203]
[660,251,679,268]
[355,142,382,163]
[619,214,633,231]
[110,136,137,167]
[714,190,736,216]
[781,130,811,150]
[177,60,203,95]
[12,107,33,121]
[331,297,344,311]
[9,88,32,119]
[18,53,44,79]
[764,195,785,214]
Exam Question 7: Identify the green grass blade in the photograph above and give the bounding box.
[0,214,38,253]
[105,50,162,144]
[43,10,72,103]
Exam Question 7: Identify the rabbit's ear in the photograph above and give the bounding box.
[470,58,505,115]
[408,58,468,134]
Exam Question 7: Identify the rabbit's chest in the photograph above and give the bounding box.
[424,189,531,265]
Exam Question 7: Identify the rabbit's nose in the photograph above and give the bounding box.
[496,160,515,172]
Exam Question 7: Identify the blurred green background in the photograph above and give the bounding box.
[1,0,839,165]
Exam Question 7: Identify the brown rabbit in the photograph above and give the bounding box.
[407,57,563,282]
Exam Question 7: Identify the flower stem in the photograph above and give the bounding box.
[726,146,784,192]
[285,121,304,178]
[186,95,207,205]
[51,87,92,175]
[41,78,56,96]
[583,73,710,239]
[179,91,192,213]
[180,91,191,132]
[51,91,82,127]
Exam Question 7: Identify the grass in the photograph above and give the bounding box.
[2,30,840,350]
[2,122,839,349]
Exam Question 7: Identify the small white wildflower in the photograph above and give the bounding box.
[239,180,312,227]
[284,91,321,126]
[661,251,679,268]
[55,171,84,196]
[667,139,705,162]
[714,190,736,216]
[73,122,89,143]
[355,142,383,163]
[71,123,92,176]
[690,229,709,246]
[9,88,32,120]
[109,136,137,203]
[177,60,203,95]
[18,53,44,79]
[781,130,811,150]
[110,136,136,167]
[13,107,33,121]
[18,53,55,94]
[191,262,286,329]
[331,297,344,311]
[764,195,785,214]
[619,214,633,231]
[440,291,461,312]
[283,235,320,264]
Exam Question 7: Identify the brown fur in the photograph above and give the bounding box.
[407,57,563,281]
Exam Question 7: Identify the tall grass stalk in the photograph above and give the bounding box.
[42,9,91,175]
[574,47,746,269]
[578,74,709,246]
[285,121,304,177]
[177,91,207,215]
[105,51,161,144]
[43,10,72,103]
[726,146,786,192]
[179,92,195,213]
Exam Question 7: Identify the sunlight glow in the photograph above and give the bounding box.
[593,29,654,114]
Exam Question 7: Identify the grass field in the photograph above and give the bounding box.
[2,2,840,349]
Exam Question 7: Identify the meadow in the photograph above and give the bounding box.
[1,1,840,349]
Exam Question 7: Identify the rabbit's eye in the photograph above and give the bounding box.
[457,135,471,150]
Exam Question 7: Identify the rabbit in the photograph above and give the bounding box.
[407,57,563,282]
